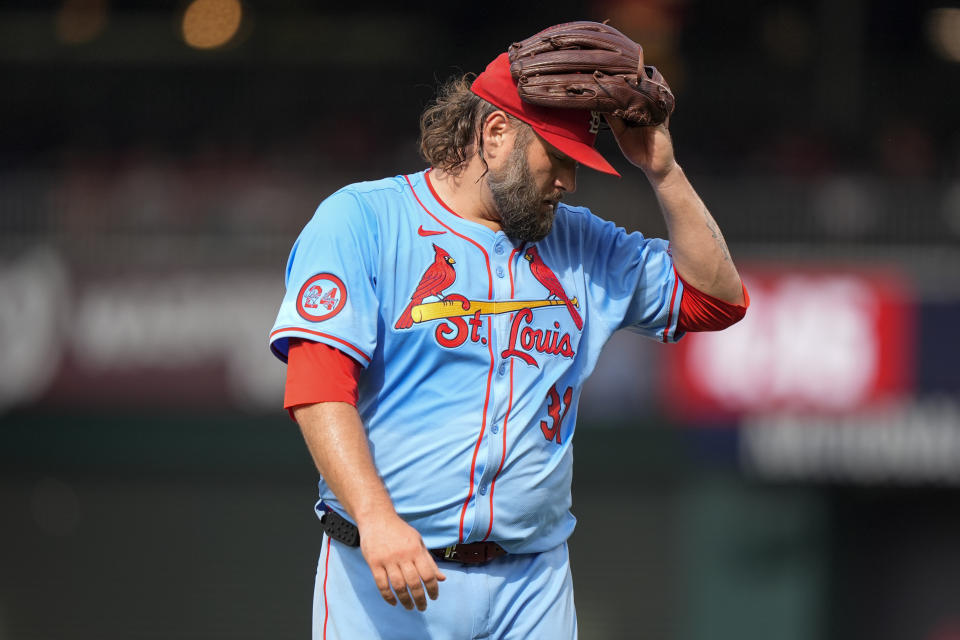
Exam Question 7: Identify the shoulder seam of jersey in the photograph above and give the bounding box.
[334,174,414,197]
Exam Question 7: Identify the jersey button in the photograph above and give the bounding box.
[496,266,505,278]
[495,244,505,255]
[497,362,506,376]
[491,424,500,434]
[479,484,487,495]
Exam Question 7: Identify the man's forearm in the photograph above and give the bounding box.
[648,164,745,305]
[293,401,446,611]
[292,401,395,525]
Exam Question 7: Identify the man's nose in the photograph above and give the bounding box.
[555,164,577,194]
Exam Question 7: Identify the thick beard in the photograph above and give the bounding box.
[486,142,560,244]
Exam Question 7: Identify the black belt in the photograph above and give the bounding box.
[319,509,508,565]
[428,541,507,564]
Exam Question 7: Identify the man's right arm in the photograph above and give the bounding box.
[292,401,446,611]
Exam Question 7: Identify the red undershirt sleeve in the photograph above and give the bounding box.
[284,338,362,418]
[676,273,750,333]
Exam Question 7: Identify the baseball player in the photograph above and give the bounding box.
[269,22,748,639]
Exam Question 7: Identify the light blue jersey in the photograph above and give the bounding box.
[269,169,683,554]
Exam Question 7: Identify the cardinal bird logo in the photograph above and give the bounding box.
[395,244,458,329]
[524,246,583,330]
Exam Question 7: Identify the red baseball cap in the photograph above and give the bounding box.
[470,52,620,177]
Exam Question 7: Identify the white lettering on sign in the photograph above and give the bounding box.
[686,275,880,412]
[71,272,286,409]
[0,248,67,412]
[741,398,960,485]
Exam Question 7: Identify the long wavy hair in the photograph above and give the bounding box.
[419,74,526,176]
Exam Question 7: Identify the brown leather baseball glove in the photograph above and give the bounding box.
[507,21,675,126]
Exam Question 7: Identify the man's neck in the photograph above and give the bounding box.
[428,160,502,233]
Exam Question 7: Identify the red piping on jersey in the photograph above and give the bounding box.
[406,172,498,544]
[459,322,497,543]
[424,168,464,219]
[662,269,681,343]
[483,357,514,542]
[508,246,521,298]
[407,172,494,299]
[270,327,371,364]
[483,249,520,541]
[322,537,331,639]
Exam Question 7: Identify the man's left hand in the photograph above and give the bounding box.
[605,115,677,181]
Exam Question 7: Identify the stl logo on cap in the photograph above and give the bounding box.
[588,111,601,135]
[297,273,347,322]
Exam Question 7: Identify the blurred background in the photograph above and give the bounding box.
[1,0,959,638]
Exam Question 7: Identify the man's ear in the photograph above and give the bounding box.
[480,110,512,160]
